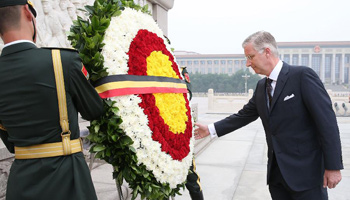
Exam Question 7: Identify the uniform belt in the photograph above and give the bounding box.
[14,138,83,159]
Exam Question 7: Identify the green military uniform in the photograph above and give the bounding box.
[0,42,103,199]
[181,67,204,200]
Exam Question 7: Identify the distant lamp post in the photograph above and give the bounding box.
[242,73,250,94]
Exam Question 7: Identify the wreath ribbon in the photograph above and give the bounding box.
[94,74,188,98]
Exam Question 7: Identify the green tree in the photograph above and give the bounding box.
[189,69,261,93]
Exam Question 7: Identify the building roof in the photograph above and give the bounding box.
[277,41,350,49]
[174,51,245,59]
[278,41,350,46]
[175,41,350,58]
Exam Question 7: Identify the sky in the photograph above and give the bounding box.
[168,0,350,54]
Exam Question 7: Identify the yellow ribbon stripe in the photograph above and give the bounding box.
[95,81,187,94]
[15,138,82,159]
[52,50,69,133]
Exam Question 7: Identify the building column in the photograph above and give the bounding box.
[299,53,302,65]
[331,53,336,84]
[341,53,345,83]
[320,53,325,82]
[346,56,350,84]
[309,54,312,69]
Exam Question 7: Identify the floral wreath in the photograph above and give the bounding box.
[69,1,194,199]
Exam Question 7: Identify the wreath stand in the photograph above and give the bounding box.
[88,152,176,200]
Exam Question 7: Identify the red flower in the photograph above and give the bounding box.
[127,30,192,161]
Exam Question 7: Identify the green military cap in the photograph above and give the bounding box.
[0,0,37,17]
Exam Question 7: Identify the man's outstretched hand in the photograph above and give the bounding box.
[194,123,210,140]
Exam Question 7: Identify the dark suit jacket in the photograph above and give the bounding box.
[0,42,103,200]
[214,62,343,192]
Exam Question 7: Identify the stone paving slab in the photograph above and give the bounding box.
[175,165,243,200]
[91,97,350,199]
[232,171,270,200]
[1,97,349,200]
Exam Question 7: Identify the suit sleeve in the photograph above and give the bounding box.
[69,53,104,121]
[214,87,259,137]
[301,68,343,170]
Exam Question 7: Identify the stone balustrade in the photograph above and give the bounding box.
[208,88,254,114]
[207,89,350,116]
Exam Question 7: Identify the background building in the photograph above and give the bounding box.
[175,41,350,85]
[279,41,350,84]
[174,52,247,75]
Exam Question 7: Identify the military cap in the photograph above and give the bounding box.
[0,0,37,17]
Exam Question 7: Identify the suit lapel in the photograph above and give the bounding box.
[1,42,37,57]
[270,63,289,112]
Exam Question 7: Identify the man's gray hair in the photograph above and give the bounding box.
[242,31,279,57]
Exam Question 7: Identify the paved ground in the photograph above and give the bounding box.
[92,97,350,200]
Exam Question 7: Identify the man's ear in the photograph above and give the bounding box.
[265,47,271,57]
[23,4,34,21]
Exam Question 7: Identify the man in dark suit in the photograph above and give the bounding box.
[0,1,103,199]
[195,31,343,199]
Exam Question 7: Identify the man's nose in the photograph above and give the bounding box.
[246,59,251,67]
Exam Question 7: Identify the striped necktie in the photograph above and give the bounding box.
[266,78,273,107]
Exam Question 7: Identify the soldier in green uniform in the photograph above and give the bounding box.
[181,66,204,200]
[0,1,103,199]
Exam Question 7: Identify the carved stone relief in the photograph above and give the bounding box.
[0,159,13,199]
[0,0,172,53]
[0,0,94,53]
[34,0,95,48]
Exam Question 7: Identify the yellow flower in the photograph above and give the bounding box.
[146,51,188,134]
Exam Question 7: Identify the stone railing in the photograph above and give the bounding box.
[207,89,254,114]
[327,90,350,116]
[207,89,350,116]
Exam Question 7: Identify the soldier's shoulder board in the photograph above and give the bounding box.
[41,47,79,53]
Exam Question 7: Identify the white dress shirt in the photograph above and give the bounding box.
[3,40,36,48]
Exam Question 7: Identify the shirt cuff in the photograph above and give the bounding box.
[208,123,218,138]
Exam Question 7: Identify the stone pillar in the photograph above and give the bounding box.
[299,53,302,65]
[147,0,174,36]
[191,103,198,123]
[248,89,254,99]
[208,89,214,110]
